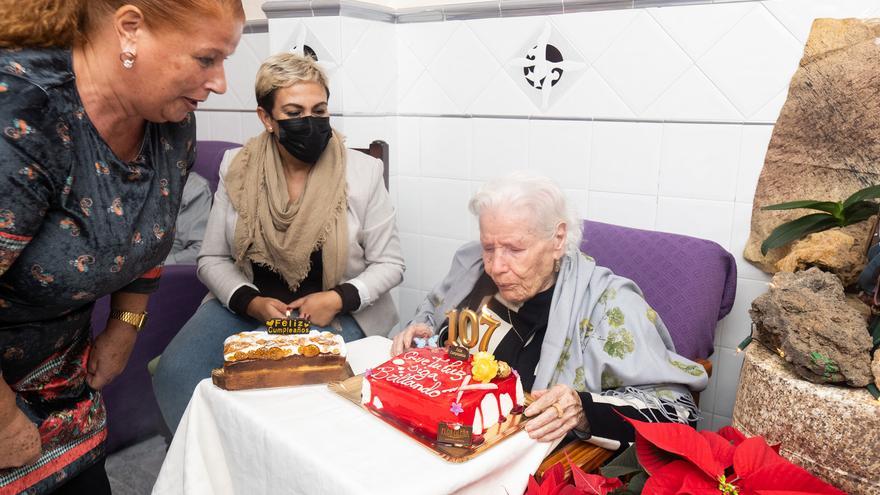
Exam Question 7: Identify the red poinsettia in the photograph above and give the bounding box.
[525,453,623,495]
[623,416,847,495]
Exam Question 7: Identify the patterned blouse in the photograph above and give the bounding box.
[0,48,194,493]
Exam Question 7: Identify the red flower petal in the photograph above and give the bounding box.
[565,451,623,494]
[623,416,723,478]
[558,486,589,495]
[738,461,847,494]
[641,460,716,495]
[699,430,736,470]
[732,437,787,478]
[716,425,747,446]
[526,475,542,495]
[543,462,565,488]
[750,491,845,495]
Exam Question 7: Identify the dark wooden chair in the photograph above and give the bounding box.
[355,140,389,190]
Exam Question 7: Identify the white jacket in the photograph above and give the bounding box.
[197,147,404,336]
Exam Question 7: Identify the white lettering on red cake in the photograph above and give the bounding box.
[367,351,472,399]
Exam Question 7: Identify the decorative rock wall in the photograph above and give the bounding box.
[733,344,880,494]
[744,18,880,284]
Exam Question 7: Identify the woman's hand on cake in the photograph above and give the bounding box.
[0,407,41,468]
[246,296,290,322]
[524,384,587,442]
[390,323,434,356]
[287,291,342,327]
[87,320,138,390]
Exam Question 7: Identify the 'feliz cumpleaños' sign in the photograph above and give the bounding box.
[266,317,310,335]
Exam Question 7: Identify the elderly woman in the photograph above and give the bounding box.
[154,53,404,433]
[0,0,243,492]
[392,174,707,446]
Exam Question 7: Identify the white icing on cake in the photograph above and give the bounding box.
[361,379,371,405]
[480,394,500,430]
[499,393,513,417]
[472,409,483,435]
[222,330,346,362]
[515,377,524,406]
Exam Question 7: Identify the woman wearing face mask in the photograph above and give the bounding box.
[153,53,404,433]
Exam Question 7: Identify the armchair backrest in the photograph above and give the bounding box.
[580,221,737,360]
[192,140,389,192]
[192,140,241,193]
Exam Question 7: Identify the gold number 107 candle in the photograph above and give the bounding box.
[445,305,501,352]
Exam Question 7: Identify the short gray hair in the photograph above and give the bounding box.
[468,172,582,254]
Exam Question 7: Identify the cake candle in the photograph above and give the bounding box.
[445,309,459,347]
[478,305,500,352]
[459,309,479,348]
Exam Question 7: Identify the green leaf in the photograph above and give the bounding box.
[760,213,839,255]
[601,445,642,478]
[627,472,648,494]
[870,317,880,348]
[762,200,841,215]
[841,201,880,226]
[843,184,880,209]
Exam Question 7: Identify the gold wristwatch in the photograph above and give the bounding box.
[109,309,149,332]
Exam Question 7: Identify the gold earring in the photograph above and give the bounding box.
[554,258,561,273]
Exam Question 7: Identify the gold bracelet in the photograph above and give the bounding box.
[108,309,148,332]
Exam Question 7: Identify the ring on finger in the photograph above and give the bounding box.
[551,402,564,419]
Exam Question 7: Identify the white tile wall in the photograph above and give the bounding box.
[656,196,735,249]
[590,122,663,196]
[592,12,693,115]
[251,0,874,425]
[659,123,741,202]
[419,118,472,179]
[527,120,590,188]
[586,192,657,231]
[471,118,530,180]
[696,6,803,119]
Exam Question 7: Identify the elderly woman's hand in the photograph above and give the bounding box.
[524,384,587,443]
[390,323,434,356]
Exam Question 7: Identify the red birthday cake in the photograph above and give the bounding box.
[361,347,524,446]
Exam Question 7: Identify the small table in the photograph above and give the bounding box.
[152,336,558,495]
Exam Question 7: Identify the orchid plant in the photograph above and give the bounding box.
[525,417,845,495]
[760,184,880,255]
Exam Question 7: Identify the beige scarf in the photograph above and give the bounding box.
[225,131,348,292]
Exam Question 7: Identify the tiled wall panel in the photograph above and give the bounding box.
[252,0,877,423]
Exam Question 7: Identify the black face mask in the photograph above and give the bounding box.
[275,116,332,164]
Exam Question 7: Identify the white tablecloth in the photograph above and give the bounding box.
[152,336,559,495]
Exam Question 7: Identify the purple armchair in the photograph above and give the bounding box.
[580,220,737,361]
[540,221,737,479]
[91,141,240,454]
